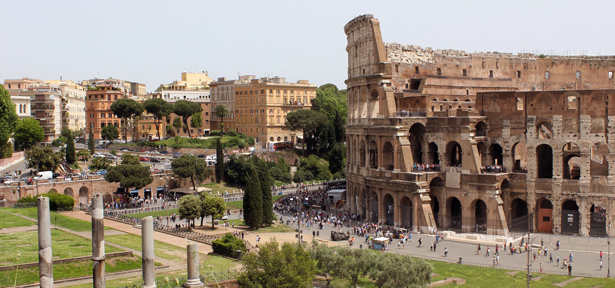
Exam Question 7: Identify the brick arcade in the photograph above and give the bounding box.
[343,14,615,237]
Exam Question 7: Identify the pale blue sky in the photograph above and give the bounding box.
[1,0,613,91]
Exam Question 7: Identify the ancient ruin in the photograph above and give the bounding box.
[344,14,615,237]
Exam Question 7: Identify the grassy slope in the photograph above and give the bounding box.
[0,209,35,228]
[1,207,110,232]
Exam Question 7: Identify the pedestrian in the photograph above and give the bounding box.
[600,251,603,261]
[540,262,543,273]
[477,244,481,255]
[569,252,573,262]
[496,254,500,265]
[313,230,316,238]
[444,247,448,257]
[557,256,560,267]
[486,246,490,256]
[533,252,536,261]
[568,264,572,276]
[434,242,437,252]
[549,253,553,263]
[495,244,499,255]
[600,260,603,270]
[556,240,560,250]
[493,257,496,266]
[544,247,547,256]
[430,242,433,251]
[398,241,401,249]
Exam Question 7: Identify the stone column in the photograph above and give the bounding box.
[183,243,204,288]
[38,196,53,288]
[142,216,156,288]
[91,193,106,288]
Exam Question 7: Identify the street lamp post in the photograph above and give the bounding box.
[608,222,611,278]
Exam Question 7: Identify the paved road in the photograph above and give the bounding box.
[277,210,613,278]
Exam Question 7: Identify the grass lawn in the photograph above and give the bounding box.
[106,233,188,262]
[0,229,121,266]
[226,194,285,210]
[0,207,108,232]
[128,208,179,219]
[0,256,143,287]
[0,209,35,228]
[258,223,295,233]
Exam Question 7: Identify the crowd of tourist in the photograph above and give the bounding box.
[412,163,441,172]
[480,165,504,173]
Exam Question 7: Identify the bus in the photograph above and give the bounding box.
[268,141,293,152]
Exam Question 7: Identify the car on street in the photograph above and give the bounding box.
[96,170,107,175]
[139,156,150,162]
[149,157,160,163]
[1,176,15,184]
[197,154,206,158]
[121,148,130,152]
[159,150,169,155]
[92,153,106,158]
[106,154,118,160]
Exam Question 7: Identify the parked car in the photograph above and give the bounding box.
[1,176,15,184]
[197,154,206,158]
[95,146,102,150]
[34,171,53,180]
[139,156,150,162]
[92,153,105,158]
[149,157,160,163]
[159,150,169,155]
[121,148,130,152]
[106,154,118,160]
[96,170,107,175]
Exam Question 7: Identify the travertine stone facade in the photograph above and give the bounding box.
[344,14,615,237]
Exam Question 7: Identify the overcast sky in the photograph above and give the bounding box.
[2,0,613,92]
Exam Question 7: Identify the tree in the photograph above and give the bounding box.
[77,149,91,162]
[368,253,432,288]
[223,155,253,186]
[214,104,230,135]
[101,125,119,143]
[215,138,224,183]
[312,84,347,144]
[190,112,203,136]
[171,155,207,194]
[0,84,18,158]
[143,98,174,140]
[89,157,111,171]
[314,245,376,288]
[199,193,227,228]
[111,98,144,141]
[178,194,201,231]
[173,100,202,138]
[328,143,346,178]
[14,118,45,151]
[88,127,95,154]
[172,117,182,134]
[243,166,263,229]
[238,239,315,288]
[285,109,328,155]
[106,154,153,194]
[65,135,76,164]
[27,145,62,172]
[253,157,274,226]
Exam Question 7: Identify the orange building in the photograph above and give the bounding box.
[85,85,126,140]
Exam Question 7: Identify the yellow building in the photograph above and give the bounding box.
[216,76,316,147]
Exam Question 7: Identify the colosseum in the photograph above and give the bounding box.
[344,14,615,237]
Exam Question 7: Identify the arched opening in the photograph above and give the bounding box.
[590,204,607,237]
[489,144,503,166]
[447,197,462,230]
[510,198,528,231]
[591,143,609,177]
[371,192,379,223]
[512,142,528,173]
[368,141,378,169]
[473,199,487,233]
[477,142,488,166]
[537,122,553,139]
[63,187,74,197]
[409,123,425,164]
[78,186,89,207]
[428,142,440,165]
[563,143,581,179]
[382,142,394,171]
[400,197,413,229]
[360,188,367,219]
[384,194,394,225]
[48,189,58,194]
[446,141,462,167]
[359,140,366,167]
[430,195,440,228]
[536,198,553,233]
[536,144,553,178]
[561,200,580,235]
[475,121,488,137]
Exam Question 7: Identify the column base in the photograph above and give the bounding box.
[182,279,204,288]
[142,284,156,288]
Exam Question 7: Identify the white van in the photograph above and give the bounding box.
[33,171,53,180]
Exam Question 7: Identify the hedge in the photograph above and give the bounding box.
[212,233,246,259]
[16,193,75,211]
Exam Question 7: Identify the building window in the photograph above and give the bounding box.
[516,71,521,78]
[567,96,578,110]
[436,68,441,76]
[545,71,550,79]
[609,71,614,79]
[516,97,524,111]
[576,71,581,79]
[101,113,105,118]
[489,70,494,78]
[462,69,467,77]
[415,66,419,74]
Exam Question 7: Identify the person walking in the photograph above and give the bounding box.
[486,246,490,256]
[444,247,448,257]
[549,253,553,263]
[556,256,560,267]
[600,251,603,261]
[600,260,603,270]
[568,264,572,276]
[569,252,573,262]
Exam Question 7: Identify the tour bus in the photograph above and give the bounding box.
[267,141,293,152]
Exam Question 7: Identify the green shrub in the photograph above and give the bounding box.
[16,193,75,211]
[212,233,246,258]
[209,130,221,136]
[226,129,238,136]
